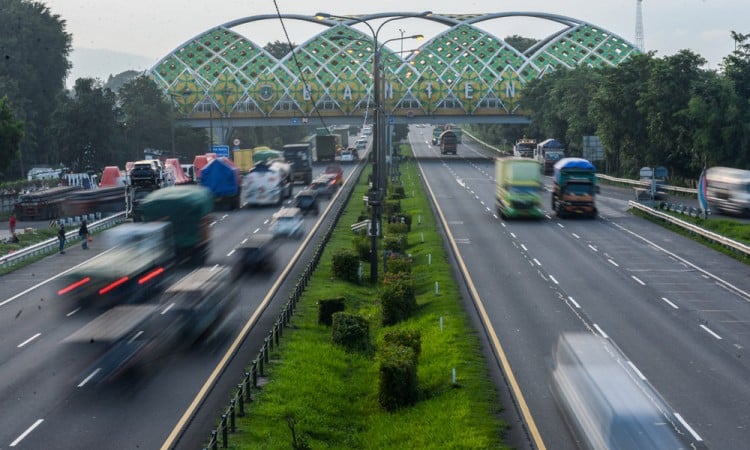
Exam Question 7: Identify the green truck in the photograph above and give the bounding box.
[552,158,598,218]
[495,157,544,219]
[56,185,214,307]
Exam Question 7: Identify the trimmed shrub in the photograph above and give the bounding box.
[389,184,406,199]
[384,199,401,215]
[332,249,360,283]
[331,312,370,352]
[352,231,371,261]
[318,297,345,326]
[382,329,421,362]
[383,234,407,254]
[381,273,416,326]
[385,222,408,235]
[385,253,412,274]
[378,344,418,411]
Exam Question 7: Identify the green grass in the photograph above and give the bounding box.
[227,156,508,449]
[0,226,63,274]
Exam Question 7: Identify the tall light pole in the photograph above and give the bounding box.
[317,12,430,283]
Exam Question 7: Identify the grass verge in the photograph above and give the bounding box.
[630,207,750,264]
[227,154,509,449]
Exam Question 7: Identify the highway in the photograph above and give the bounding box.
[0,160,359,449]
[410,126,750,449]
[2,128,750,449]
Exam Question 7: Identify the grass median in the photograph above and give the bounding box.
[227,153,509,449]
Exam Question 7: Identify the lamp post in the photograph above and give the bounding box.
[317,12,430,283]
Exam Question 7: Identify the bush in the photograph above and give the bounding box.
[384,199,401,215]
[385,253,412,274]
[352,231,371,261]
[318,297,346,326]
[382,329,421,362]
[378,344,418,411]
[380,273,416,326]
[389,184,406,199]
[385,222,408,235]
[332,249,360,283]
[331,312,370,352]
[383,234,407,254]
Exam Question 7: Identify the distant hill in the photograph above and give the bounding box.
[66,48,156,89]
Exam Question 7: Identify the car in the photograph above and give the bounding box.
[294,189,319,215]
[308,176,337,198]
[232,233,277,276]
[270,207,304,239]
[324,164,343,185]
[340,149,355,162]
[356,140,367,151]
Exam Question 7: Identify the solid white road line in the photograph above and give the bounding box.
[17,333,41,348]
[593,324,609,338]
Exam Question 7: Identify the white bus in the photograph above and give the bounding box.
[705,166,750,215]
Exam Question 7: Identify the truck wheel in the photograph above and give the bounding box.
[556,203,566,219]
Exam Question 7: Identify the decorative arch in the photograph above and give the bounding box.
[148,12,638,121]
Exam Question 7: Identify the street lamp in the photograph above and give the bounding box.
[317,11,430,283]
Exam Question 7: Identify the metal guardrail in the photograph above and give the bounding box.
[0,212,126,270]
[628,201,750,257]
[201,157,367,450]
[598,174,697,195]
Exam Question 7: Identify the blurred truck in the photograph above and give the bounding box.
[439,130,458,155]
[705,166,750,216]
[552,158,598,218]
[282,142,313,184]
[56,185,214,307]
[495,157,544,219]
[534,138,566,175]
[316,134,338,162]
[232,148,255,173]
[240,159,293,206]
[200,157,241,210]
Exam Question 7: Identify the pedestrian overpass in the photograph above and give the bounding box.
[147,12,639,129]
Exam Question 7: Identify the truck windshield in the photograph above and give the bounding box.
[508,185,539,194]
[568,183,594,195]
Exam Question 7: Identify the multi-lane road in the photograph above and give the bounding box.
[0,160,360,449]
[410,126,750,449]
[2,127,749,449]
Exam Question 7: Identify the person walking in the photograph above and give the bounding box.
[58,224,66,254]
[9,213,16,234]
[78,220,89,250]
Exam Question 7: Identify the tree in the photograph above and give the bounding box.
[0,0,71,173]
[117,75,173,162]
[637,50,708,178]
[0,96,24,178]
[591,54,654,176]
[48,78,118,171]
[264,40,295,60]
[504,35,538,54]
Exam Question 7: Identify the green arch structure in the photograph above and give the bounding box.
[147,12,639,127]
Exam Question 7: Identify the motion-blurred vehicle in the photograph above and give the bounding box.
[308,176,337,199]
[270,207,304,239]
[294,189,319,216]
[494,157,544,219]
[240,159,293,207]
[323,163,343,185]
[551,333,702,450]
[340,148,356,162]
[705,166,750,216]
[233,233,277,275]
[57,185,214,307]
[63,265,238,384]
[552,157,598,219]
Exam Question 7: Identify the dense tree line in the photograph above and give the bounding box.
[470,34,750,183]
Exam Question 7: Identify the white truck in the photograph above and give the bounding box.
[240,160,293,206]
[705,166,750,216]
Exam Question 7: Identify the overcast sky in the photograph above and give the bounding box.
[43,0,748,81]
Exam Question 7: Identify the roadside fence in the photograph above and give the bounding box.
[201,157,366,450]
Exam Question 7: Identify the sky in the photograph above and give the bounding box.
[41,0,749,85]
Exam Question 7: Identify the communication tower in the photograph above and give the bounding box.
[635,0,645,51]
